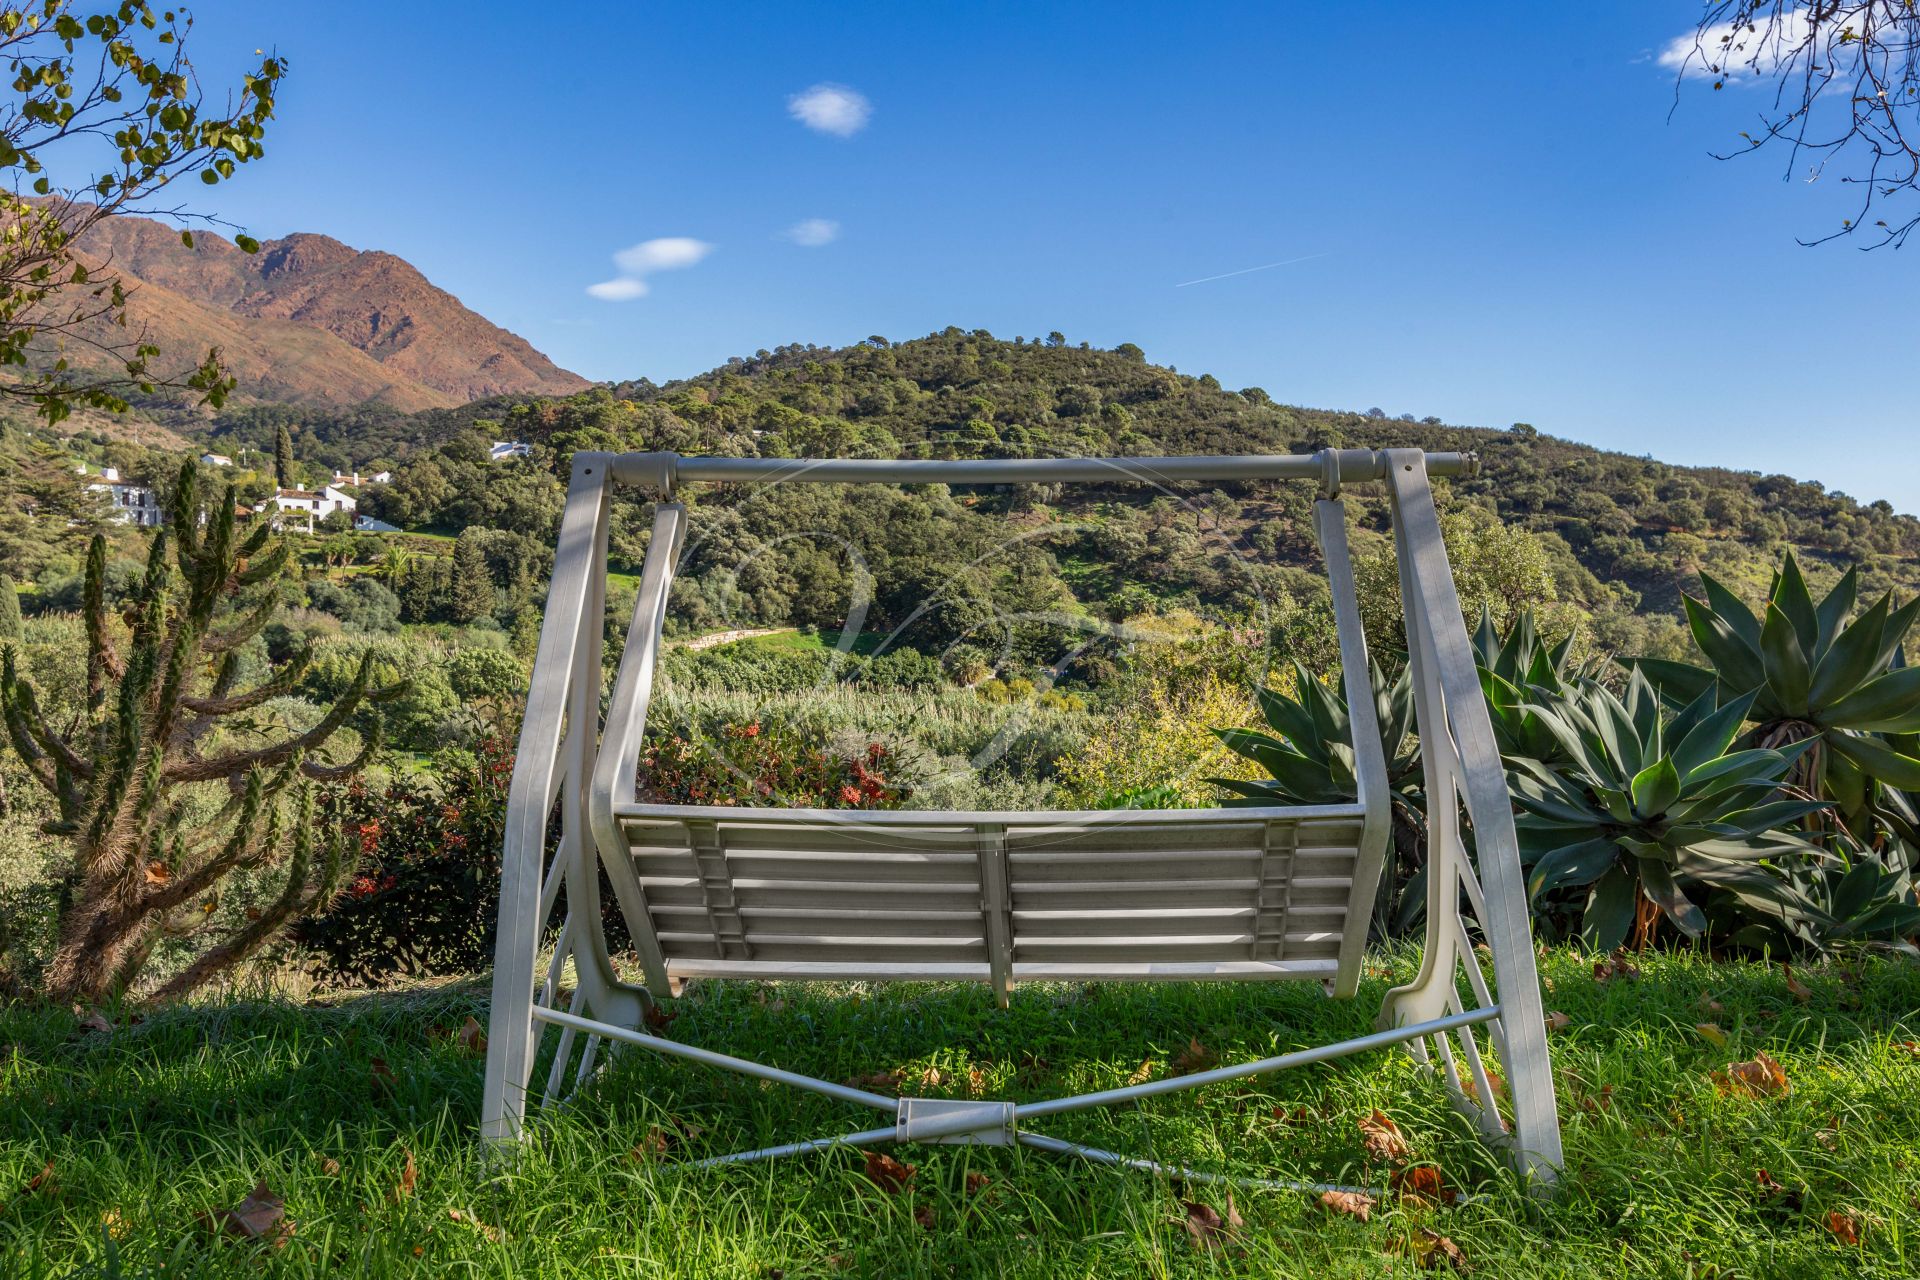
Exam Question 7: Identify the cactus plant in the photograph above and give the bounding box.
[0,461,403,1002]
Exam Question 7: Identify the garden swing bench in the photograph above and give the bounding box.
[479,447,1565,1190]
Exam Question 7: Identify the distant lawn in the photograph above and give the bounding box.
[2,950,1916,1276]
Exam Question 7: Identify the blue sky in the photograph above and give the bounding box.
[179,2,1916,507]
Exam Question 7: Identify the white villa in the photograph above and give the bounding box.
[200,452,234,468]
[269,484,358,533]
[77,464,164,527]
[490,440,531,461]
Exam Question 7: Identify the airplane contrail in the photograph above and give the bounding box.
[1175,252,1331,288]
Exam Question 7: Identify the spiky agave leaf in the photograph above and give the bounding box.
[1628,550,1920,807]
[1509,674,1826,949]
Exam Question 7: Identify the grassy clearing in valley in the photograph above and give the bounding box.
[1,950,1916,1277]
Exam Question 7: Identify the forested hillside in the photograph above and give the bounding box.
[9,327,1918,684]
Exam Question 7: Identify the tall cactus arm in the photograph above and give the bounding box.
[179,662,311,717]
[2,654,93,784]
[82,535,121,705]
[161,651,378,784]
[232,537,290,588]
[2,660,63,797]
[148,785,333,1004]
[202,591,280,656]
[300,719,385,781]
[140,762,289,914]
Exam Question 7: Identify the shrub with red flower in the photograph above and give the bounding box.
[642,720,902,809]
[297,734,517,984]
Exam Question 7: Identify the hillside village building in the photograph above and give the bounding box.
[77,464,164,527]
[269,484,358,532]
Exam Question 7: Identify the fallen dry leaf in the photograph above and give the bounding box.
[967,1066,985,1094]
[392,1148,417,1202]
[644,1003,678,1032]
[1753,1168,1804,1211]
[1391,1165,1458,1205]
[1360,1109,1411,1164]
[1320,1189,1375,1222]
[1698,993,1726,1014]
[1782,964,1812,1004]
[75,1010,113,1036]
[1578,1084,1615,1114]
[1544,1010,1572,1033]
[1170,1037,1217,1077]
[846,1069,903,1092]
[964,1172,991,1196]
[21,1159,54,1196]
[1694,1023,1729,1048]
[1407,1227,1468,1271]
[1272,1104,1312,1124]
[143,862,170,886]
[913,1204,935,1231]
[455,1016,487,1058]
[862,1151,916,1195]
[1125,1059,1156,1086]
[1714,1051,1790,1099]
[203,1181,292,1248]
[630,1127,672,1161]
[918,1065,944,1088]
[1461,1070,1507,1104]
[1895,1041,1920,1058]
[1824,1209,1862,1246]
[1594,952,1641,983]
[1182,1195,1244,1248]
[316,1156,341,1177]
[101,1208,129,1240]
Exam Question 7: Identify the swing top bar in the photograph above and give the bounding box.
[597,447,1480,493]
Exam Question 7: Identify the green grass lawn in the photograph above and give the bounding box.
[2,949,1916,1277]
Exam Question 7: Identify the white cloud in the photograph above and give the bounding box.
[1658,12,1816,80]
[586,278,649,301]
[784,218,840,247]
[586,236,713,302]
[788,83,871,136]
[612,236,712,275]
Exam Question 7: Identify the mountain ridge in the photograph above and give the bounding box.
[54,210,591,410]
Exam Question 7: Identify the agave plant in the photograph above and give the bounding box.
[1473,607,1594,764]
[1213,659,1419,804]
[1728,840,1920,955]
[1510,668,1827,950]
[1212,658,1424,935]
[1632,553,1920,830]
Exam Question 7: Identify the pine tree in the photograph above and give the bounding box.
[0,461,404,1002]
[449,530,495,623]
[275,425,295,489]
[0,573,20,641]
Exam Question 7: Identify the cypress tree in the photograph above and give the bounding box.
[450,531,495,623]
[274,425,295,489]
[0,573,20,641]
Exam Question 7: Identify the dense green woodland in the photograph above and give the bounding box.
[7,328,1919,684]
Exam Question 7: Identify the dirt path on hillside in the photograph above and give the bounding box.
[676,627,794,652]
